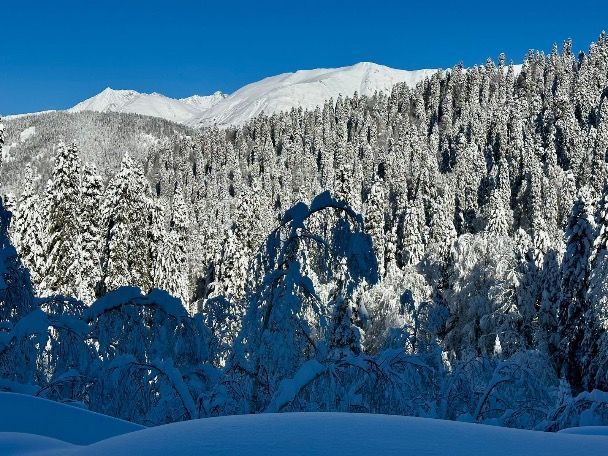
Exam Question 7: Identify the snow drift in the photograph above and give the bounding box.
[0,393,143,445]
[0,393,607,455]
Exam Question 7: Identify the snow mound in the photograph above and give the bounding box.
[0,393,144,445]
[559,426,608,436]
[68,88,226,124]
[191,62,436,127]
[0,413,595,455]
[80,414,608,456]
[0,432,75,456]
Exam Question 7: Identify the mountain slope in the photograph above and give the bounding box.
[190,62,436,127]
[68,88,226,124]
[12,62,436,128]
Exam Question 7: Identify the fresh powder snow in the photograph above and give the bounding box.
[0,396,607,456]
[68,88,224,125]
[11,63,436,127]
[0,393,143,446]
[190,62,437,127]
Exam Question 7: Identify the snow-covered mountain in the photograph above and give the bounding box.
[68,88,227,124]
[190,62,436,127]
[11,62,437,127]
[180,92,227,110]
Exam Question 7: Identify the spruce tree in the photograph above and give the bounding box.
[40,143,83,299]
[11,165,45,287]
[557,187,595,392]
[364,174,387,277]
[100,153,156,295]
[585,186,608,389]
[79,163,103,303]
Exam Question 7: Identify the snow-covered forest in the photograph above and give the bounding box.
[3,34,608,431]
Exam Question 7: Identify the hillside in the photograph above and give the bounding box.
[0,110,192,195]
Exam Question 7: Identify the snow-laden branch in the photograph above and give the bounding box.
[266,359,327,413]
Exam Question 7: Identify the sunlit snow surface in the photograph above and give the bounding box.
[190,62,436,127]
[1,393,607,456]
[15,63,436,127]
[67,88,226,124]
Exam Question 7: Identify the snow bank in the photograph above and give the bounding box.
[84,414,608,456]
[559,426,608,436]
[0,393,144,445]
[0,432,75,455]
[2,413,594,455]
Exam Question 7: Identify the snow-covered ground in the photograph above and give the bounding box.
[1,393,607,456]
[0,393,143,445]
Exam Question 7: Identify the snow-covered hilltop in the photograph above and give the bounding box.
[11,63,436,127]
[68,88,227,125]
[189,62,436,127]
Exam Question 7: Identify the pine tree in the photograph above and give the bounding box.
[398,195,427,267]
[159,184,191,305]
[11,165,45,287]
[334,139,353,205]
[329,258,363,355]
[557,187,595,392]
[585,186,608,389]
[79,163,103,303]
[484,158,513,237]
[100,153,156,295]
[364,174,387,277]
[40,143,84,299]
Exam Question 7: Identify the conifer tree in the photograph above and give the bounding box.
[585,186,608,389]
[79,163,103,303]
[100,153,156,295]
[398,196,427,267]
[329,258,363,355]
[11,165,45,287]
[484,158,513,237]
[41,143,83,299]
[365,174,387,277]
[152,185,192,307]
[557,187,596,392]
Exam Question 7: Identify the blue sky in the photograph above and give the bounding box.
[1,0,606,115]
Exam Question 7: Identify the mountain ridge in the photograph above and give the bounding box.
[7,62,439,127]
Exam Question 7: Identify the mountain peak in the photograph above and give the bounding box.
[68,88,225,124]
[189,63,437,127]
